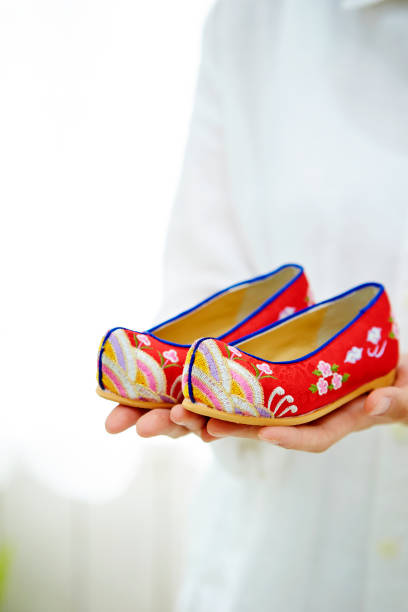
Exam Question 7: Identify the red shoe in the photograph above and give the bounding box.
[97,264,311,408]
[182,283,399,426]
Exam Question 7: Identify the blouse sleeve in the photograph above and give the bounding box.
[157,2,254,322]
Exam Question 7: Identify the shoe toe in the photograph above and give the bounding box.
[98,327,179,404]
[183,338,267,417]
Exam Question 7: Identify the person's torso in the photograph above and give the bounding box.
[186,5,408,611]
[218,0,408,325]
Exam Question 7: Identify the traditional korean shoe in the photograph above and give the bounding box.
[182,283,399,426]
[97,264,311,408]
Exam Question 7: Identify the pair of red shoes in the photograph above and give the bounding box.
[97,264,399,426]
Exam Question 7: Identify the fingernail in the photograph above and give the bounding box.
[370,397,391,416]
[209,432,226,438]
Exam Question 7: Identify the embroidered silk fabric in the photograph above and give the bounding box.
[183,290,399,421]
[158,1,408,610]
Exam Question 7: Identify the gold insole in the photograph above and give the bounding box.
[238,285,380,362]
[152,266,299,344]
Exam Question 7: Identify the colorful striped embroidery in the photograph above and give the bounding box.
[184,339,298,418]
[100,329,183,403]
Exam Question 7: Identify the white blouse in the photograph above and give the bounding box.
[160,1,408,610]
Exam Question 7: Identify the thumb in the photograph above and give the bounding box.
[365,386,408,423]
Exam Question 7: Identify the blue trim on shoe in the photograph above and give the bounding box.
[98,263,304,389]
[226,282,385,364]
[187,337,213,403]
[146,263,304,348]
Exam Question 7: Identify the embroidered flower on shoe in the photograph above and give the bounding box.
[367,327,382,345]
[136,333,151,346]
[309,362,350,394]
[229,346,242,358]
[257,363,273,375]
[317,360,332,378]
[278,306,296,320]
[163,349,179,364]
[316,377,329,395]
[389,316,399,340]
[344,346,363,364]
[305,288,315,305]
[331,373,343,390]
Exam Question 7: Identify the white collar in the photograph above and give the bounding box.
[341,0,386,9]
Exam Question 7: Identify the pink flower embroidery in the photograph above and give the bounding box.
[391,322,399,339]
[306,288,315,305]
[229,346,242,358]
[389,316,399,340]
[344,346,363,364]
[310,363,349,395]
[332,373,343,390]
[317,360,332,378]
[278,306,296,320]
[136,333,151,346]
[163,349,179,364]
[367,327,381,345]
[257,363,273,375]
[316,377,328,395]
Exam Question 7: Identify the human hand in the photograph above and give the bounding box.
[105,356,408,450]
[105,403,216,442]
[199,355,408,452]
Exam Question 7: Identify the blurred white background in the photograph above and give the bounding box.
[0,0,214,609]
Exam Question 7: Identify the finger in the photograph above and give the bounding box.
[171,405,207,432]
[365,386,408,424]
[136,409,189,439]
[206,418,261,439]
[258,396,368,452]
[105,404,147,434]
[171,405,218,443]
[200,427,218,443]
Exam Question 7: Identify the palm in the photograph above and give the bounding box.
[204,354,408,451]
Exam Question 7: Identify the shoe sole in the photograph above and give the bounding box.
[96,387,174,409]
[181,369,396,426]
